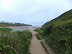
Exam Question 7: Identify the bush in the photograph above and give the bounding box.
[0,28,32,54]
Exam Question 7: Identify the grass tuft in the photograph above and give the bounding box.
[41,41,49,54]
[35,34,41,40]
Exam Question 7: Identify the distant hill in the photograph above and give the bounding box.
[0,22,32,27]
[37,9,72,54]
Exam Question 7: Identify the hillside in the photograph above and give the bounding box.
[37,9,72,54]
[0,22,32,27]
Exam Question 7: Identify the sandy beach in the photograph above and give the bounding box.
[0,26,40,29]
[8,26,30,29]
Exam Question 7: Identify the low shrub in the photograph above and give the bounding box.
[0,28,32,54]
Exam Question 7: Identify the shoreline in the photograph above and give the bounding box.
[0,26,40,29]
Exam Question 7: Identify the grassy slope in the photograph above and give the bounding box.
[38,9,72,54]
[0,28,32,54]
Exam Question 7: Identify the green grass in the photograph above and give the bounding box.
[41,41,49,54]
[0,28,12,32]
[35,34,41,40]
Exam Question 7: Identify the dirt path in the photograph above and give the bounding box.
[29,29,46,54]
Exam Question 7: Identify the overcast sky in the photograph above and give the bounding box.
[0,0,72,26]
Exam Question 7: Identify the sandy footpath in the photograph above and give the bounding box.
[29,29,46,54]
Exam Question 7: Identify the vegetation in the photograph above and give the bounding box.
[0,28,32,54]
[41,41,49,54]
[0,22,32,27]
[35,34,41,40]
[37,9,72,54]
[34,28,41,32]
[0,28,12,32]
